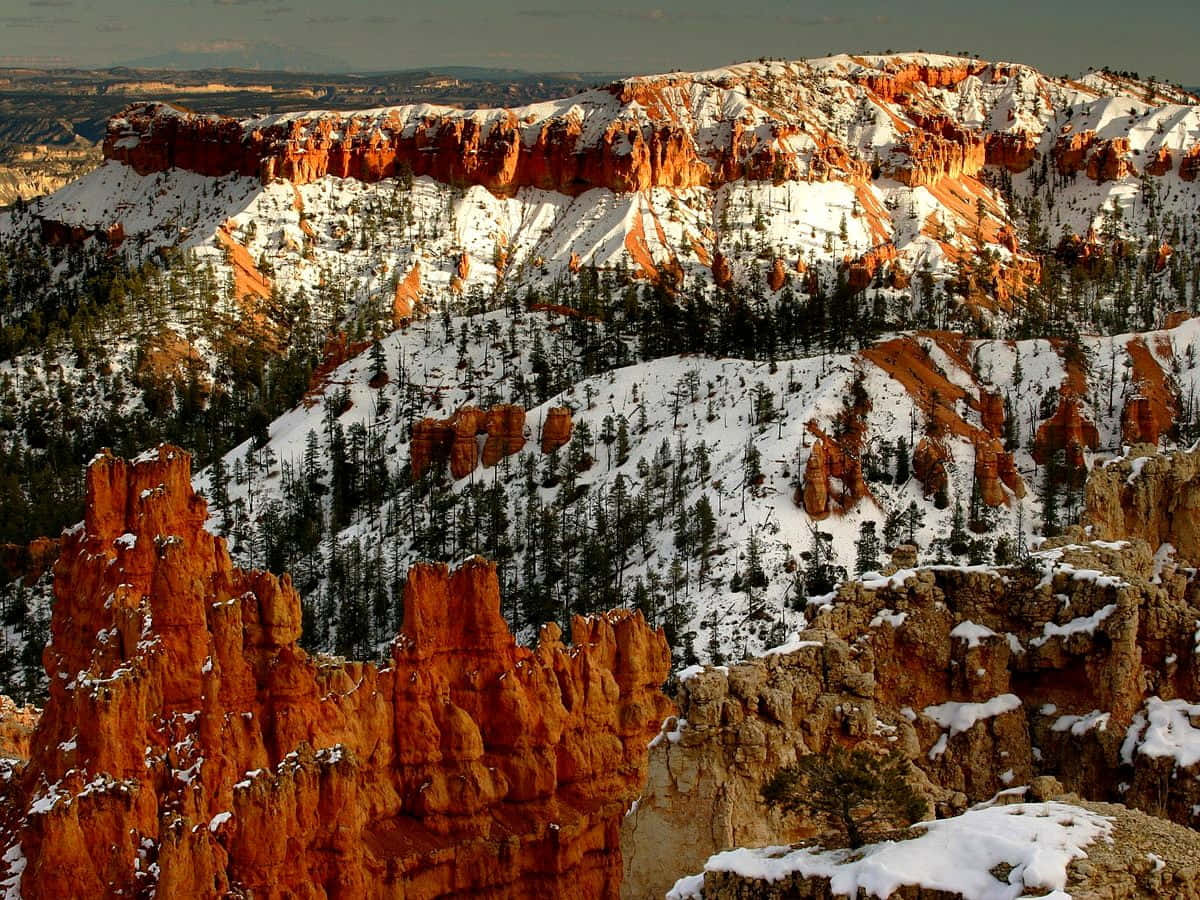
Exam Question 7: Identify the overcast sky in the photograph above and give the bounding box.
[1,0,1196,84]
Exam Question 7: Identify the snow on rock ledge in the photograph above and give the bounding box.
[667,802,1112,900]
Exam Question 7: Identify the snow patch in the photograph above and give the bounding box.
[667,802,1113,900]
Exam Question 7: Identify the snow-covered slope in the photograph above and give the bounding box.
[191,299,1200,664]
[2,52,1200,685]
[10,51,1199,337]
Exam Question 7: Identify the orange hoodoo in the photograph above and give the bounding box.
[0,446,672,899]
[540,406,574,454]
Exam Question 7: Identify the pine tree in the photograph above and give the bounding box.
[854,521,881,575]
[763,747,926,849]
[904,501,926,546]
[894,436,910,485]
[745,531,768,616]
[615,415,631,467]
[368,338,388,387]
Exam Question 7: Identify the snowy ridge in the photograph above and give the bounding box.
[9,51,1196,339]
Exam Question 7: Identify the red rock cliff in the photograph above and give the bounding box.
[105,101,717,197]
[0,446,672,899]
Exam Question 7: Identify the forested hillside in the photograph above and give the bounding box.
[1,52,1199,701]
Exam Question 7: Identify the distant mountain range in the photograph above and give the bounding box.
[0,65,622,147]
[119,41,350,73]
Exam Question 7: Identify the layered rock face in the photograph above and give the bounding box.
[540,406,574,455]
[1084,446,1200,563]
[99,57,1196,207]
[411,403,528,479]
[105,101,717,197]
[0,446,672,899]
[0,696,37,760]
[1033,393,1099,467]
[623,523,1200,897]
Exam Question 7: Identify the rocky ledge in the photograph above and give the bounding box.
[624,447,1200,897]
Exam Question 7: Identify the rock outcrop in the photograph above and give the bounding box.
[984,131,1038,172]
[0,696,38,761]
[623,522,1200,897]
[0,446,672,899]
[1033,393,1099,467]
[979,389,1005,439]
[912,436,950,498]
[1180,144,1200,182]
[688,798,1200,900]
[411,403,531,479]
[1084,446,1200,564]
[481,404,527,467]
[540,406,574,455]
[767,257,787,292]
[392,263,421,324]
[799,428,869,519]
[1053,129,1097,176]
[1145,147,1174,176]
[1085,137,1134,182]
[105,101,717,197]
[889,115,985,187]
[845,243,898,292]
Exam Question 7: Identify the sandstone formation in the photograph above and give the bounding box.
[983,131,1038,172]
[1033,393,1099,467]
[845,243,898,292]
[1085,137,1134,182]
[0,696,38,761]
[105,101,718,197]
[1084,446,1200,563]
[540,406,574,455]
[1053,129,1097,176]
[978,388,1005,439]
[481,404,527,467]
[0,536,59,586]
[215,223,272,302]
[38,218,124,248]
[852,59,985,102]
[1120,334,1179,447]
[411,403,530,479]
[0,446,672,899]
[798,426,869,519]
[1181,144,1200,182]
[767,257,787,292]
[888,115,984,187]
[1145,147,1174,176]
[973,442,1015,506]
[623,529,1200,897]
[1122,395,1164,445]
[710,252,733,290]
[392,263,421,324]
[912,436,950,498]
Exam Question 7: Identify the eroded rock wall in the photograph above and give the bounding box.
[623,528,1200,898]
[0,446,672,899]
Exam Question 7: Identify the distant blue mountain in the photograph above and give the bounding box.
[122,41,349,74]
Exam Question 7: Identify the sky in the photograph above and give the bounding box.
[0,0,1196,84]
